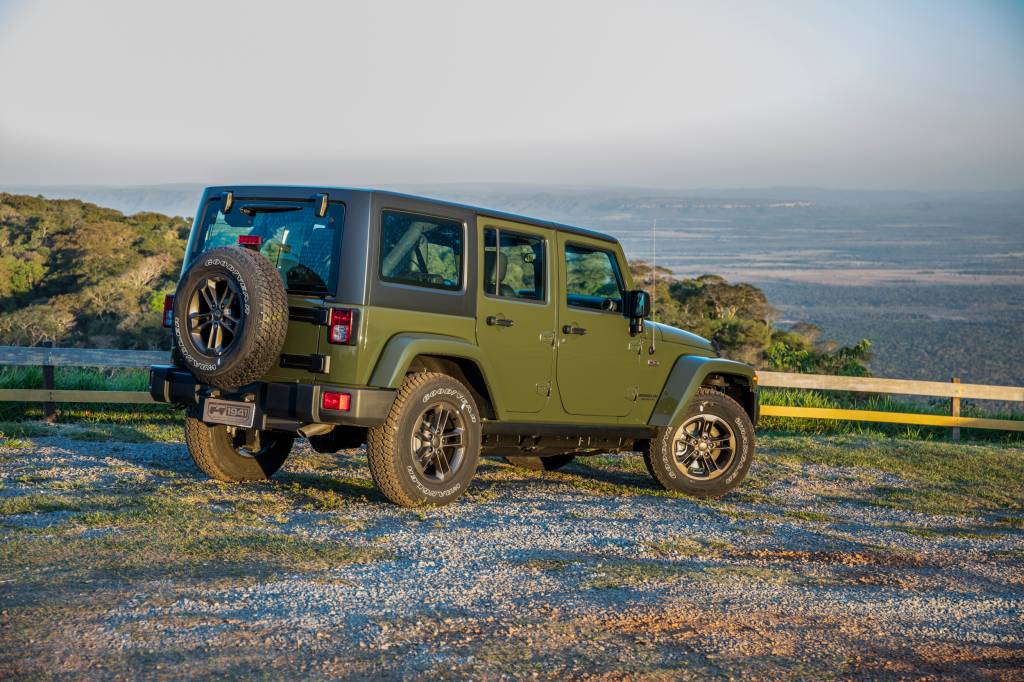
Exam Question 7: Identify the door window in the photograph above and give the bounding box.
[379,210,463,290]
[483,227,545,301]
[564,243,624,312]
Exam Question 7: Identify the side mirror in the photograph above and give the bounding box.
[626,289,651,335]
[626,289,651,319]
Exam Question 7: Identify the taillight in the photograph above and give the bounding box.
[321,391,351,411]
[328,308,356,345]
[238,235,263,249]
[162,295,174,328]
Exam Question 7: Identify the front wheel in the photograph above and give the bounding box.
[642,388,755,498]
[367,372,481,507]
[184,416,294,481]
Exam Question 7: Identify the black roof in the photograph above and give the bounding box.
[202,185,618,244]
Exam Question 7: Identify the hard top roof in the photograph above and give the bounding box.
[202,185,618,244]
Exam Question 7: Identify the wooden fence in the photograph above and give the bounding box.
[0,346,1021,433]
[758,372,1024,434]
[0,345,159,421]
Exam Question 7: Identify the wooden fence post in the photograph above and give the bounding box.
[951,377,960,442]
[41,340,56,424]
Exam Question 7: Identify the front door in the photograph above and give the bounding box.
[475,218,557,414]
[555,235,639,417]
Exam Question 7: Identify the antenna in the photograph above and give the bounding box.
[649,218,657,353]
[651,218,657,321]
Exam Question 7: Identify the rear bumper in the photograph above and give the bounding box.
[149,365,395,429]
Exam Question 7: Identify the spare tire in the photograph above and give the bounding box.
[172,246,288,389]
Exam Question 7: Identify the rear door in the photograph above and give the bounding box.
[475,218,557,413]
[190,194,345,383]
[555,235,639,417]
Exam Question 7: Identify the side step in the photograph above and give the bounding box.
[481,421,656,455]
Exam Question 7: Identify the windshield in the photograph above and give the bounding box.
[195,198,344,295]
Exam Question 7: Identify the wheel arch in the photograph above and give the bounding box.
[648,355,758,428]
[368,333,502,419]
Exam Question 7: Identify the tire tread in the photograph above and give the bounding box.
[366,372,444,507]
[642,387,753,497]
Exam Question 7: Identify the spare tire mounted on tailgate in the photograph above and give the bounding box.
[172,246,288,389]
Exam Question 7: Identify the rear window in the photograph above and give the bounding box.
[195,198,344,295]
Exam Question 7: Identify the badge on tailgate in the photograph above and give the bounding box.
[202,398,255,428]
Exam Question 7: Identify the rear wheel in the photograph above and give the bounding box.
[642,388,754,498]
[184,416,294,481]
[503,454,575,471]
[367,372,481,507]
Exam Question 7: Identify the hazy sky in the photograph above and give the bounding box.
[1,0,1022,190]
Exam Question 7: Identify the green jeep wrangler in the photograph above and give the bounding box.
[150,186,759,506]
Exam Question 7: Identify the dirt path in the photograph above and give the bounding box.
[2,434,1022,680]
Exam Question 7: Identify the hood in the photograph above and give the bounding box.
[649,321,715,354]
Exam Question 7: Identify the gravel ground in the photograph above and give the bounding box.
[1,432,1023,680]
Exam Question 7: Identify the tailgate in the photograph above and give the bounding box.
[260,294,330,383]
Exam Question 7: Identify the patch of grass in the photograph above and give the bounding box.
[886,523,1007,540]
[585,559,691,590]
[644,537,732,558]
[0,494,86,515]
[0,492,128,517]
[992,515,1024,529]
[0,417,183,443]
[781,509,834,523]
[761,433,1024,516]
[0,366,150,392]
[0,421,53,438]
[1,488,389,584]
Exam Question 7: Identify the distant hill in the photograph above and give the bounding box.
[0,193,189,348]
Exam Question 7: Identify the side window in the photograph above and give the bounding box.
[564,243,624,312]
[379,210,463,290]
[483,227,545,301]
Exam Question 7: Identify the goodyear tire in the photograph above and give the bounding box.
[503,454,575,471]
[367,372,481,507]
[184,416,294,481]
[172,246,288,390]
[642,388,754,498]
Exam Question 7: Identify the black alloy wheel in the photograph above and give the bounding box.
[411,403,467,483]
[187,275,243,356]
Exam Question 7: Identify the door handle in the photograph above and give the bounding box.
[562,325,587,335]
[486,316,514,327]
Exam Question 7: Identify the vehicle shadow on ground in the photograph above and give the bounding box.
[473,457,664,498]
[277,470,387,503]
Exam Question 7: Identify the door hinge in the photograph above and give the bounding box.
[625,387,639,401]
[536,382,551,396]
[288,306,331,326]
[280,353,331,374]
